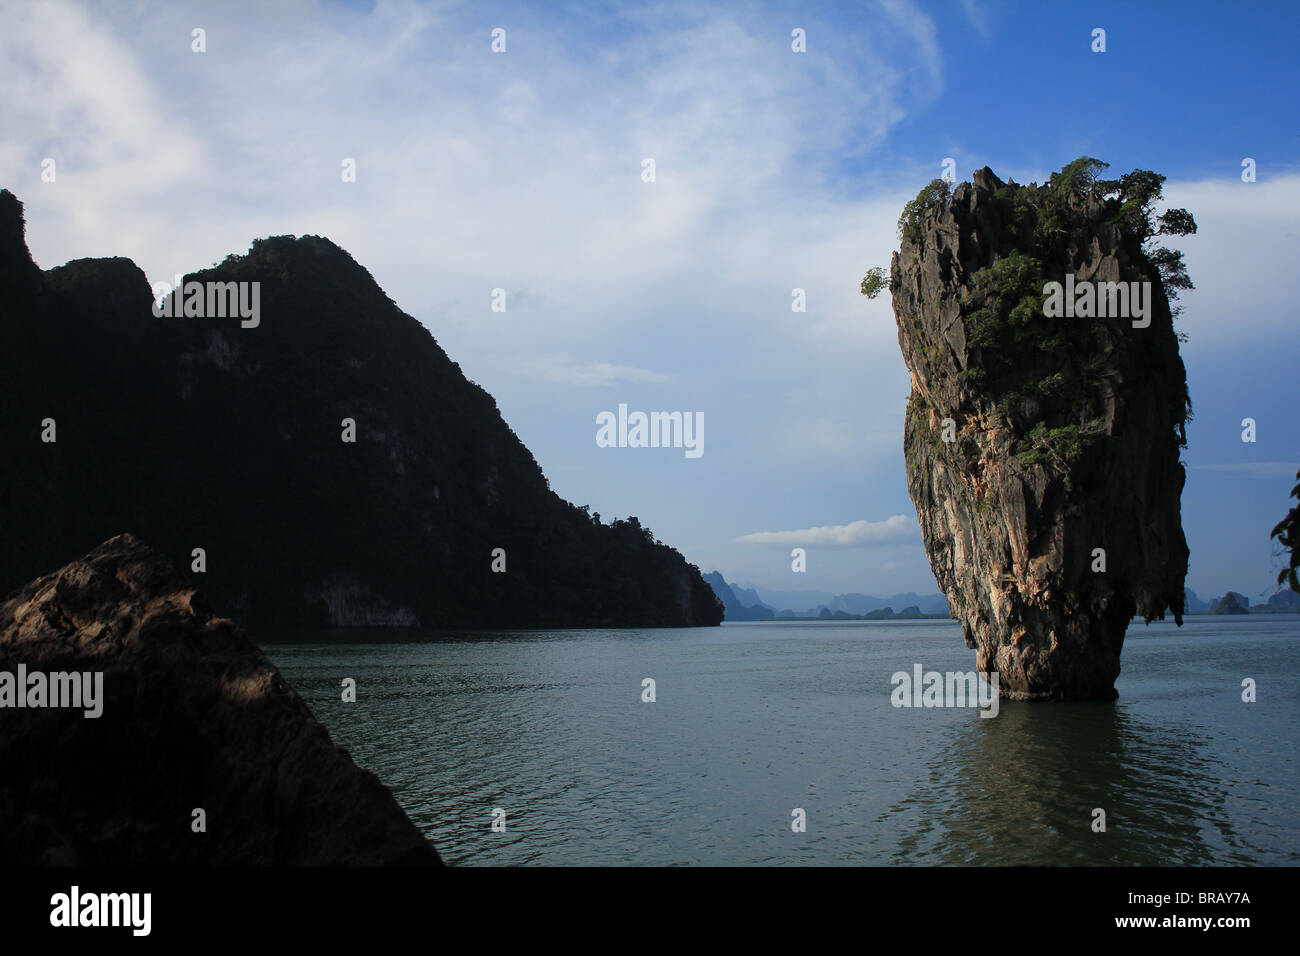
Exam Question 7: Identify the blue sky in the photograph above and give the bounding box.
[2,0,1296,603]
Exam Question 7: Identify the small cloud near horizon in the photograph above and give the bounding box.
[541,361,675,387]
[735,515,915,548]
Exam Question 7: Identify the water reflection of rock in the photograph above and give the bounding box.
[883,701,1236,865]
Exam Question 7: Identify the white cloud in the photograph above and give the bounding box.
[1161,173,1300,351]
[879,0,944,99]
[5,0,944,301]
[0,1,206,258]
[735,514,916,547]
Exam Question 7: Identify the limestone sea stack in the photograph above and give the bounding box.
[0,534,441,865]
[891,163,1191,700]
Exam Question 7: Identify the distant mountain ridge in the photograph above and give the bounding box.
[710,572,1295,622]
[1202,590,1299,614]
[728,582,773,613]
[749,585,950,617]
[709,575,950,619]
[1188,588,1298,614]
[703,572,774,621]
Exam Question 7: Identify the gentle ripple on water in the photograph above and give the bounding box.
[261,617,1300,865]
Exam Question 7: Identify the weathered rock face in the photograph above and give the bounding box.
[892,166,1189,700]
[0,534,441,865]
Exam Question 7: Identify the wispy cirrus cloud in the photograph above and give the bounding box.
[959,0,992,41]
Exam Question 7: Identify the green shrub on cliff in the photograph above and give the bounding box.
[861,179,955,297]
[963,251,1053,357]
[898,178,951,244]
[860,266,887,299]
[959,158,1195,460]
[1014,421,1097,471]
[875,158,1195,482]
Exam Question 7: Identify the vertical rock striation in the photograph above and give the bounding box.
[891,165,1190,700]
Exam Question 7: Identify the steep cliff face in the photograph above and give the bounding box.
[891,165,1190,700]
[0,190,723,629]
[0,534,440,864]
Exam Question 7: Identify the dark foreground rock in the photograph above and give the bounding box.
[0,534,441,865]
[891,163,1190,700]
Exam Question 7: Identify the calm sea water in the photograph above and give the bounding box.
[261,616,1300,866]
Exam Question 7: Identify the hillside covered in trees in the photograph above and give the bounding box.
[0,189,722,629]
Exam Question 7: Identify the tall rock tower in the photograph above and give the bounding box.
[891,163,1191,700]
